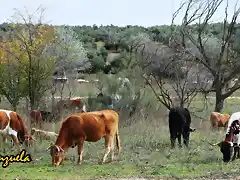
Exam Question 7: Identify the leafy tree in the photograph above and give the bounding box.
[0,39,25,110]
[1,7,57,110]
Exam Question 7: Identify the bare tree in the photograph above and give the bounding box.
[143,50,207,110]
[121,31,207,110]
[172,0,240,112]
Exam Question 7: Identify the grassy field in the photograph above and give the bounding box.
[1,118,240,180]
[1,97,240,180]
[1,74,240,179]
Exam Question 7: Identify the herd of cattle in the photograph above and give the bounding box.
[28,93,128,127]
[29,97,88,126]
[0,104,239,166]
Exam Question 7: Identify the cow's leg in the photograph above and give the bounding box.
[101,135,112,164]
[109,135,115,162]
[10,134,20,152]
[77,138,84,165]
[177,133,182,148]
[182,128,190,148]
[0,135,7,149]
[39,134,42,142]
[233,146,240,161]
[170,135,177,149]
[2,135,7,144]
[237,146,240,159]
[169,126,177,149]
[39,121,43,129]
[232,146,238,161]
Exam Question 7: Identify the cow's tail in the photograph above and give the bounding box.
[115,127,121,154]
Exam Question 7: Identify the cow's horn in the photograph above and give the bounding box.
[56,145,60,152]
[209,142,221,146]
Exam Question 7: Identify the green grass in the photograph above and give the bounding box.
[1,113,240,180]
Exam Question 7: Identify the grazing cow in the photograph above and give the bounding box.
[40,110,52,121]
[55,97,87,113]
[31,128,58,142]
[30,110,53,126]
[97,93,113,109]
[211,112,240,162]
[30,110,43,126]
[48,109,120,166]
[210,112,230,130]
[0,109,35,149]
[168,107,196,149]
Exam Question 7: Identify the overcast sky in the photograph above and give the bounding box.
[0,0,239,27]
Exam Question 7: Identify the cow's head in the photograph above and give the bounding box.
[24,135,36,147]
[30,128,37,135]
[48,144,65,166]
[189,127,196,132]
[211,119,240,162]
[211,141,235,162]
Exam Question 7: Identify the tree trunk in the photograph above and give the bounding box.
[25,98,29,112]
[12,104,17,112]
[180,99,184,108]
[30,97,37,110]
[214,95,224,112]
[214,76,225,113]
[60,82,65,101]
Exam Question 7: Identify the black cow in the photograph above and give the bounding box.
[40,110,52,121]
[168,107,196,148]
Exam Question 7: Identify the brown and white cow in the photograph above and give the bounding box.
[0,109,35,149]
[54,97,87,114]
[211,111,240,162]
[48,109,120,166]
[210,112,231,130]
